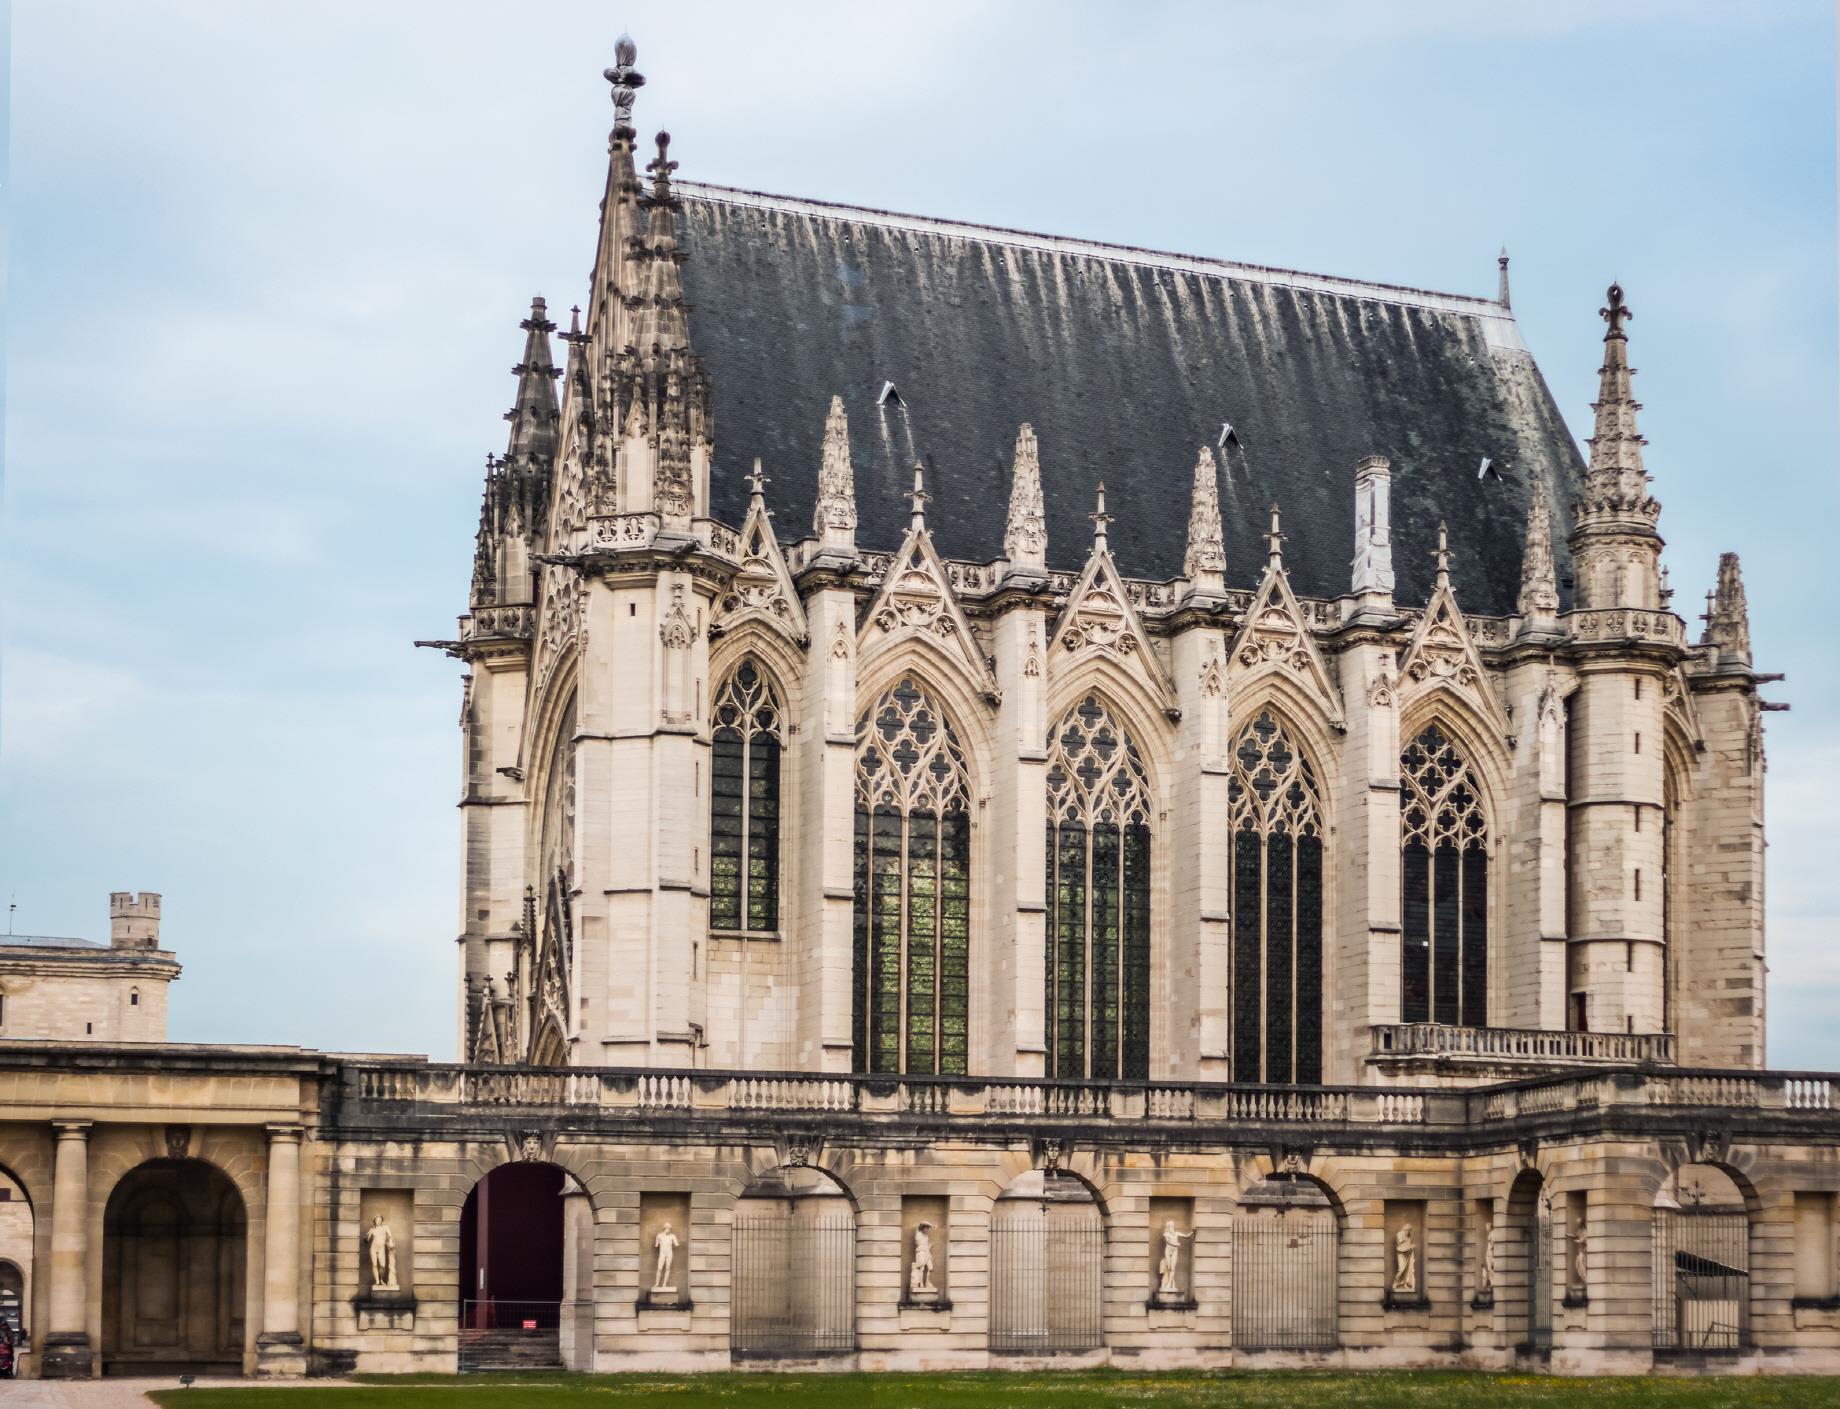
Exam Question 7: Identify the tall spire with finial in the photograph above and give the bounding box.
[1183,446,1226,590]
[1004,424,1047,571]
[587,36,648,362]
[813,395,857,553]
[471,300,561,607]
[1089,483,1113,554]
[1702,552,1752,665]
[1497,246,1511,309]
[908,462,930,534]
[1570,282,1664,610]
[1518,475,1560,622]
[634,132,689,354]
[1265,503,1286,570]
[1433,521,1452,591]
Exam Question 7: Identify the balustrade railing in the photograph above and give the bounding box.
[1371,1023,1676,1066]
[342,1060,1840,1132]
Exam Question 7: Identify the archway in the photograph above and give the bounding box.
[101,1159,246,1377]
[1504,1168,1550,1354]
[988,1168,1104,1353]
[0,1164,33,1362]
[1653,1165,1750,1352]
[730,1165,856,1357]
[1231,1174,1339,1351]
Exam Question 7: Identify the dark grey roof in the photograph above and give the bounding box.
[678,184,1585,614]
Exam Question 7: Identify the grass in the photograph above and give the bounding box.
[145,1369,1840,1409]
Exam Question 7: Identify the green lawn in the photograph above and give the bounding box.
[146,1370,1840,1409]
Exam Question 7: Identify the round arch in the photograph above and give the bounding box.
[101,1158,248,1378]
[1231,1165,1341,1352]
[988,1165,1105,1353]
[730,1161,858,1357]
[457,1157,589,1333]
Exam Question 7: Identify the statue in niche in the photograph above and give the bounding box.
[1480,1218,1496,1292]
[1392,1223,1418,1294]
[1157,1219,1195,1297]
[908,1221,937,1297]
[364,1215,399,1292]
[1573,1233,1587,1292]
[651,1221,680,1294]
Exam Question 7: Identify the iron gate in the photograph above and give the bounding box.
[731,1211,856,1355]
[1231,1208,1338,1350]
[1653,1208,1749,1351]
[1526,1203,1552,1351]
[989,1209,1104,1352]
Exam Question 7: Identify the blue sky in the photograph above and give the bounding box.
[2,2,1834,1064]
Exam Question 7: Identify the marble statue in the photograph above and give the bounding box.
[909,1221,936,1295]
[1157,1219,1195,1296]
[1392,1223,1418,1294]
[1574,1233,1587,1292]
[1480,1218,1495,1291]
[652,1221,680,1293]
[364,1214,398,1291]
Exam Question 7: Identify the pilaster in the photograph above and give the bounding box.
[42,1119,91,1378]
[988,605,1049,1076]
[1332,640,1401,1084]
[256,1125,307,1377]
[1168,626,1229,1080]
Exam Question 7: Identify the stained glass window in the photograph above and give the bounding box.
[852,677,972,1074]
[1399,723,1489,1027]
[1044,695,1153,1080]
[1228,709,1325,1084]
[710,661,782,932]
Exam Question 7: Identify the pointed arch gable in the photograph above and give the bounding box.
[1228,564,1343,727]
[1397,586,1511,738]
[714,491,808,646]
[1049,550,1178,715]
[858,529,999,701]
[708,620,805,703]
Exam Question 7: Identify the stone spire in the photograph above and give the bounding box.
[1570,283,1664,610]
[1580,283,1658,522]
[470,300,561,608]
[1003,423,1047,571]
[1518,474,1560,622]
[908,461,930,534]
[1350,455,1394,596]
[1702,552,1752,666]
[634,132,689,354]
[1497,246,1511,309]
[1182,446,1226,590]
[1433,521,1452,591]
[1265,503,1286,570]
[1089,482,1113,554]
[812,395,857,553]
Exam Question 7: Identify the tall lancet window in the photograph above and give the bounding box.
[709,661,782,932]
[1044,695,1153,1081]
[852,677,971,1075]
[1400,723,1489,1027]
[1229,710,1325,1085]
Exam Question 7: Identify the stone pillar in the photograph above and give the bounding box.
[255,1125,307,1377]
[42,1120,91,1378]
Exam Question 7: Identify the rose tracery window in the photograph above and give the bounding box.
[852,677,971,1075]
[1400,723,1488,1026]
[1229,710,1325,1085]
[1045,695,1152,1081]
[710,661,783,933]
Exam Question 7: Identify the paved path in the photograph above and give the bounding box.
[9,1378,343,1406]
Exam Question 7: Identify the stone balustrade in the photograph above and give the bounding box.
[343,1060,1840,1135]
[1371,1022,1676,1066]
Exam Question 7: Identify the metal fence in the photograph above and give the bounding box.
[989,1207,1105,1352]
[731,1210,857,1356]
[1653,1208,1750,1351]
[1526,1206,1553,1351]
[1231,1209,1338,1350]
[458,1300,588,1372]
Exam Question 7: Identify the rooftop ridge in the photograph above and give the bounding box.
[678,180,1521,329]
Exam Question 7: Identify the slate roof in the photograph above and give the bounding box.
[677,183,1586,614]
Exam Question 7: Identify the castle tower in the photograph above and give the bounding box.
[1563,285,1672,1038]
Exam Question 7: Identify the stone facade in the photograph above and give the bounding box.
[0,894,179,1044]
[0,36,1825,1383]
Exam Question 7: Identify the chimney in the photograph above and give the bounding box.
[110,891,162,950]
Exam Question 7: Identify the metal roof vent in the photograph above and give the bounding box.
[877,380,904,408]
[1217,420,1239,451]
[1477,455,1500,482]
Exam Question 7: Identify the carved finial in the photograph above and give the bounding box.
[1498,246,1511,309]
[747,456,768,501]
[1600,281,1632,340]
[1004,423,1047,571]
[1266,502,1286,569]
[1089,482,1113,552]
[1659,563,1673,608]
[813,394,857,550]
[1183,445,1226,585]
[648,131,678,199]
[908,461,930,533]
[568,304,582,336]
[1434,521,1452,589]
[604,35,646,130]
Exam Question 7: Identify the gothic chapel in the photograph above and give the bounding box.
[4,38,1834,1382]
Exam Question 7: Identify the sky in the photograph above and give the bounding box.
[1,2,1834,1065]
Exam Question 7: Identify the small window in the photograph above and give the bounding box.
[1634,870,1643,902]
[86,1022,93,1035]
[1634,732,1642,754]
[130,988,140,1007]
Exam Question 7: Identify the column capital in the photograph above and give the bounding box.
[265,1123,305,1144]
[51,1119,93,1139]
